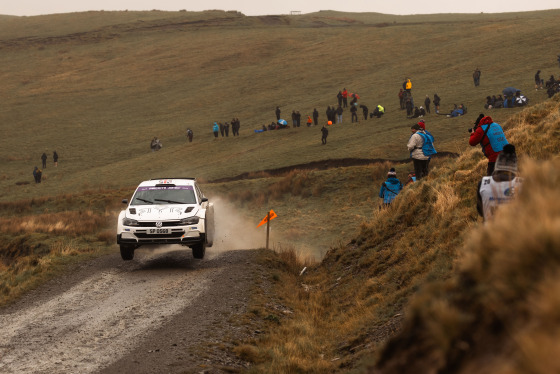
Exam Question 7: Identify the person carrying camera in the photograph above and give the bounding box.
[469,114,509,176]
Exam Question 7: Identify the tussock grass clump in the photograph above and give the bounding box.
[373,157,560,374]
[0,210,107,235]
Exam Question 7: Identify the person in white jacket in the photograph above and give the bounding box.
[407,124,432,180]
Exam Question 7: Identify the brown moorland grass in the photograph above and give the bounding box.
[241,96,560,372]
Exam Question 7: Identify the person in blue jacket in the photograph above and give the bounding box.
[212,122,219,139]
[379,168,403,206]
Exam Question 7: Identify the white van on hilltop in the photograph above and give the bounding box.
[116,178,214,260]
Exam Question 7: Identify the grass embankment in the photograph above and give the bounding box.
[238,96,560,373]
[0,189,127,305]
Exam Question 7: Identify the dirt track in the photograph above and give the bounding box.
[0,247,263,374]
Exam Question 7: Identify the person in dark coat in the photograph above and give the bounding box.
[321,125,329,145]
[33,166,42,183]
[433,94,441,113]
[291,110,297,127]
[186,129,193,142]
[219,122,225,137]
[224,122,230,137]
[275,106,281,120]
[405,98,413,116]
[424,95,431,113]
[360,105,368,120]
[41,153,47,168]
[350,105,358,123]
[473,68,481,87]
[313,108,319,126]
[535,70,543,90]
[53,151,59,167]
[296,111,301,127]
[337,91,343,107]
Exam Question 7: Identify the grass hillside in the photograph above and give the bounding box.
[0,9,559,373]
[2,9,559,202]
[240,95,560,373]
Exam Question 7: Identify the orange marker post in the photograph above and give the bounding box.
[257,210,277,250]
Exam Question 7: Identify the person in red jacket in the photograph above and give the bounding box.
[469,114,509,176]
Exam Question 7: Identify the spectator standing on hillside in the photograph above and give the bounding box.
[477,144,522,221]
[212,122,219,139]
[404,78,412,93]
[350,105,358,123]
[275,106,281,120]
[291,111,297,127]
[224,122,230,137]
[321,125,329,145]
[342,88,348,107]
[398,89,405,110]
[336,105,343,124]
[53,151,59,167]
[337,91,343,107]
[33,166,42,183]
[296,111,301,127]
[535,70,543,90]
[405,98,413,117]
[379,168,403,206]
[407,124,436,180]
[469,114,509,176]
[360,104,369,120]
[41,153,47,169]
[313,108,319,126]
[473,68,481,87]
[433,93,441,113]
[424,95,431,113]
[186,128,193,142]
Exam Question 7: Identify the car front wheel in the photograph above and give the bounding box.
[192,242,206,259]
[120,245,135,261]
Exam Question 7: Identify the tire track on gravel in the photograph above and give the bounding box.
[0,252,219,374]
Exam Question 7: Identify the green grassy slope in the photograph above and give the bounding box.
[1,10,559,202]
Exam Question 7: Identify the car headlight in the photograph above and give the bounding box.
[122,217,139,226]
[179,216,199,225]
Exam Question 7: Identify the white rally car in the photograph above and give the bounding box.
[116,178,214,260]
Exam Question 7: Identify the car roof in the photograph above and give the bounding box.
[137,178,197,187]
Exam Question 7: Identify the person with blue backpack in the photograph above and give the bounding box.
[379,168,403,206]
[407,123,437,180]
[469,114,509,176]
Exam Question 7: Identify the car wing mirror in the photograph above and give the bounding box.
[122,199,128,204]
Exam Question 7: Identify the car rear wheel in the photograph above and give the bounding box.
[120,245,135,260]
[192,242,206,259]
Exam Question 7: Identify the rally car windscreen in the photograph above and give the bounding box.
[130,186,197,205]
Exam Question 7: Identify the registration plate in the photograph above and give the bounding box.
[148,228,169,234]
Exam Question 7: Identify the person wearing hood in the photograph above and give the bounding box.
[379,168,403,206]
[407,124,436,180]
[469,114,509,176]
[477,144,522,221]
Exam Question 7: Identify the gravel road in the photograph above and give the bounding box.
[0,247,263,373]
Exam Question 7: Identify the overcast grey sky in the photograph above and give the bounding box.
[1,0,558,17]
